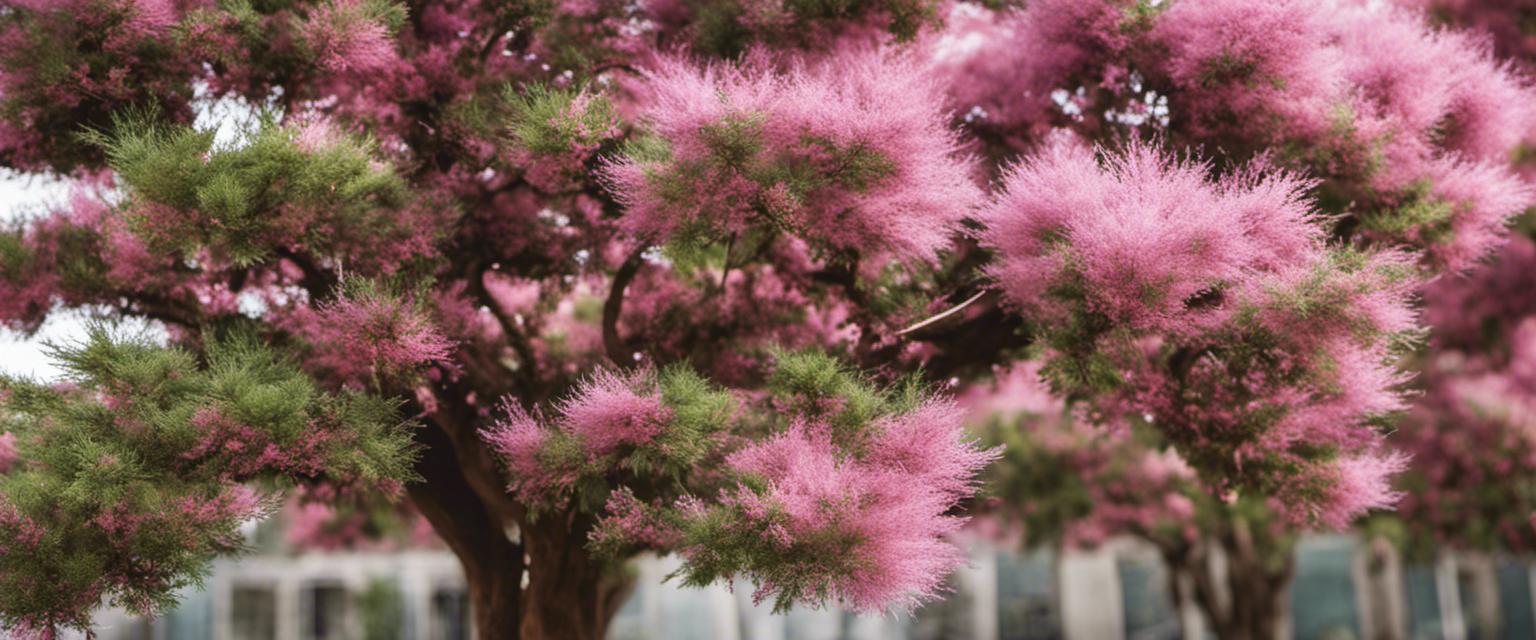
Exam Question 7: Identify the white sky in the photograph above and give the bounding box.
[0,90,258,381]
[0,171,79,381]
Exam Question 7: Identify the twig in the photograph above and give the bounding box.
[896,289,994,337]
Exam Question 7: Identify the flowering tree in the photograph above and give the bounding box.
[0,1,1530,639]
[976,363,1303,640]
[1392,229,1536,557]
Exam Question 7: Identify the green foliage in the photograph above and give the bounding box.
[504,84,618,156]
[766,348,920,451]
[1119,0,1171,34]
[645,365,738,470]
[358,578,406,640]
[978,411,1099,545]
[87,112,415,267]
[1359,180,1458,243]
[1254,247,1420,346]
[628,108,897,263]
[672,497,865,614]
[518,365,737,523]
[0,326,419,632]
[0,1,194,172]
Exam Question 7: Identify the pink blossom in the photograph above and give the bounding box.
[689,395,998,613]
[481,404,571,505]
[0,433,16,474]
[1305,452,1411,530]
[980,136,1323,334]
[299,0,401,75]
[557,369,671,458]
[279,286,456,390]
[588,487,681,552]
[604,49,980,264]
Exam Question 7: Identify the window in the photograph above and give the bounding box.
[997,548,1062,640]
[1495,560,1534,640]
[1290,537,1361,640]
[358,578,407,640]
[1403,564,1443,640]
[1118,555,1181,640]
[303,582,351,640]
[429,587,471,640]
[230,585,277,640]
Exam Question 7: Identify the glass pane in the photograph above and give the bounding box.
[906,574,975,640]
[1290,537,1360,640]
[1459,566,1488,640]
[429,588,470,640]
[162,585,214,640]
[1118,554,1181,640]
[997,547,1062,640]
[1495,560,1534,640]
[1403,564,1442,640]
[304,583,350,640]
[230,585,277,640]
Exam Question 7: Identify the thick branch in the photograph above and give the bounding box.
[407,423,524,640]
[603,245,647,368]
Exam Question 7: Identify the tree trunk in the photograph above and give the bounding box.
[407,404,634,639]
[518,514,634,640]
[408,423,526,640]
[1159,526,1295,640]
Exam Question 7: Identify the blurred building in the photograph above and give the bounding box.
[84,532,1536,640]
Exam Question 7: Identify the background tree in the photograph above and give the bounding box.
[0,1,1532,639]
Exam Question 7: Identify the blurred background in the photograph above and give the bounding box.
[57,524,1536,640]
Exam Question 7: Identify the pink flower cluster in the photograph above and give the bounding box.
[278,287,456,390]
[604,49,980,265]
[980,136,1321,334]
[0,433,16,474]
[181,407,334,480]
[936,0,1536,269]
[587,487,680,554]
[965,363,1199,548]
[0,499,44,559]
[178,406,401,497]
[515,89,622,193]
[1399,0,1536,67]
[981,140,1419,528]
[1400,288,1536,543]
[1423,235,1536,351]
[2,482,263,633]
[0,0,198,171]
[482,369,672,506]
[297,0,401,75]
[683,397,997,613]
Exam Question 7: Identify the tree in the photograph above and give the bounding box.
[976,362,1302,640]
[0,1,1530,639]
[1390,229,1536,557]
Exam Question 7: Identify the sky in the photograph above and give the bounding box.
[0,171,77,381]
[0,88,257,381]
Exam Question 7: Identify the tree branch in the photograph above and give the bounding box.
[603,245,647,368]
[897,289,997,337]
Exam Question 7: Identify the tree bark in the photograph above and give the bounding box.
[518,514,634,640]
[411,421,636,639]
[1160,528,1295,640]
[408,423,526,639]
